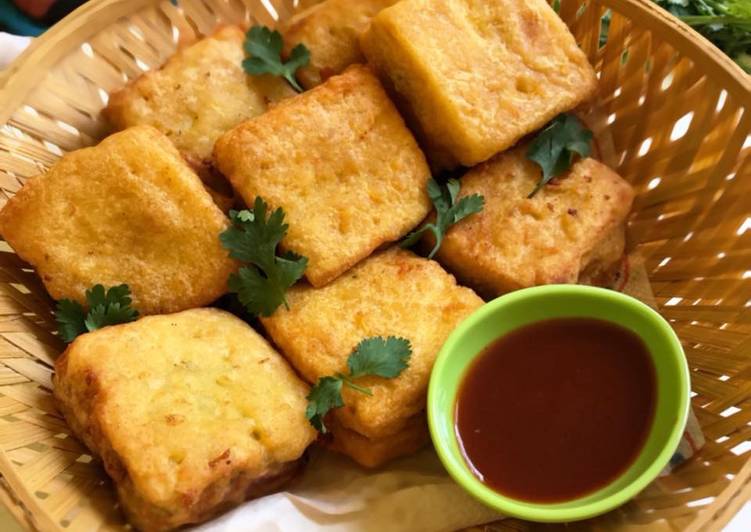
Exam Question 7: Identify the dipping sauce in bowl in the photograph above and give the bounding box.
[455,317,656,503]
[428,285,690,522]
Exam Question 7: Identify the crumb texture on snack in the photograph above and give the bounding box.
[282,0,397,88]
[0,125,237,315]
[433,149,634,297]
[105,26,294,169]
[361,0,597,169]
[214,65,431,287]
[327,413,430,468]
[53,308,315,530]
[261,247,483,440]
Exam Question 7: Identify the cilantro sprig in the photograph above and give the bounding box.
[55,284,139,343]
[306,336,412,433]
[220,197,307,317]
[243,25,310,92]
[526,113,593,198]
[401,178,484,259]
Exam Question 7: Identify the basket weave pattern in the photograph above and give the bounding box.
[0,0,749,530]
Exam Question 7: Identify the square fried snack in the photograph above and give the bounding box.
[282,0,397,88]
[0,126,237,315]
[432,148,635,297]
[261,248,483,446]
[327,413,430,468]
[105,26,293,176]
[214,65,431,287]
[361,0,597,169]
[53,308,316,531]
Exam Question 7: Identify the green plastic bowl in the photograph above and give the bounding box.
[428,285,690,523]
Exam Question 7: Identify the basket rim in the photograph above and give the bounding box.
[0,0,749,123]
[0,0,749,531]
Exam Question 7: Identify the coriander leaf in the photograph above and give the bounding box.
[54,284,139,343]
[220,197,307,317]
[652,1,751,72]
[221,199,287,269]
[347,336,412,379]
[55,299,87,343]
[402,178,485,259]
[305,335,413,432]
[306,376,344,433]
[526,114,593,198]
[83,284,138,333]
[242,25,310,92]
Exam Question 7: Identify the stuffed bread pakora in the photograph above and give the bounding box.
[214,65,431,287]
[432,148,635,297]
[282,0,397,88]
[261,248,482,466]
[105,26,293,207]
[0,125,237,315]
[327,413,429,468]
[361,0,597,169]
[53,308,316,531]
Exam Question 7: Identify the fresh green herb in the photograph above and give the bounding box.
[401,179,484,259]
[526,113,593,198]
[306,336,412,432]
[220,197,307,317]
[55,284,139,343]
[653,1,751,73]
[242,25,310,92]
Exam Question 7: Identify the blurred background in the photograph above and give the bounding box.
[3,0,750,72]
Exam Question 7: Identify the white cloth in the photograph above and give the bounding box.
[0,32,32,69]
[193,448,500,532]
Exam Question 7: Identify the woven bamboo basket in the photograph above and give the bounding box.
[0,0,749,530]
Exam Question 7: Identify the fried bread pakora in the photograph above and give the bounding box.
[214,66,431,287]
[361,0,597,169]
[53,308,316,531]
[432,149,634,297]
[326,413,430,468]
[282,0,397,88]
[0,126,237,314]
[261,248,482,448]
[105,26,293,205]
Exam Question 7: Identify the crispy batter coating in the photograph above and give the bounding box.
[105,26,293,175]
[214,65,431,287]
[0,126,237,315]
[261,248,483,439]
[361,0,597,169]
[432,149,634,297]
[53,309,316,531]
[282,0,397,88]
[326,413,429,468]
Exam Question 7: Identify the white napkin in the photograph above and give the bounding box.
[0,32,32,69]
[193,448,501,532]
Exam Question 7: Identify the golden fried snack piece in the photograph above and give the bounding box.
[105,26,293,178]
[215,65,431,287]
[282,0,397,88]
[326,413,429,468]
[432,149,634,297]
[261,248,483,439]
[0,126,237,315]
[53,308,316,531]
[361,0,598,169]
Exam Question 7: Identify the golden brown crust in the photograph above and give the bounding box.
[261,248,483,439]
[326,413,429,468]
[361,0,598,169]
[105,26,293,166]
[282,0,398,88]
[214,65,431,287]
[53,309,316,531]
[0,126,237,314]
[432,149,634,297]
